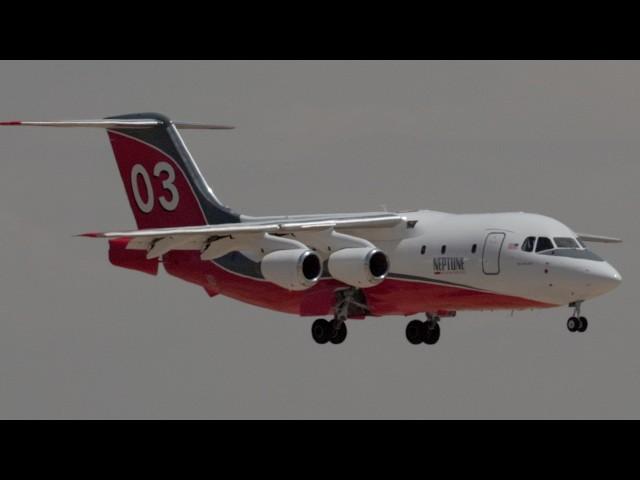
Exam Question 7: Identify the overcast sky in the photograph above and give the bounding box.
[0,61,638,418]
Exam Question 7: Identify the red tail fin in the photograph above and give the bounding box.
[106,113,240,229]
[108,130,209,229]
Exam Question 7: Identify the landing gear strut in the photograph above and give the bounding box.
[567,302,588,333]
[311,288,366,345]
[405,313,441,345]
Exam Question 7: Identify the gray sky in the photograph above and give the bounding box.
[0,60,638,418]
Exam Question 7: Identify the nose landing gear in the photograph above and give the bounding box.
[567,302,588,333]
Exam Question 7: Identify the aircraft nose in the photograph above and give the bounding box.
[586,263,622,296]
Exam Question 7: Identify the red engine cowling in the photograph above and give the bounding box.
[108,238,159,276]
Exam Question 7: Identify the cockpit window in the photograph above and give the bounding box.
[535,237,554,252]
[554,237,580,249]
[539,249,604,261]
[521,237,535,252]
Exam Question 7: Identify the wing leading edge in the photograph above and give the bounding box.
[576,233,623,244]
[80,214,410,260]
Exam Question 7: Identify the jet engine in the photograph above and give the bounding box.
[260,249,323,291]
[328,247,389,288]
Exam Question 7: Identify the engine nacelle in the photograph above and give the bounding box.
[260,249,323,291]
[328,247,389,288]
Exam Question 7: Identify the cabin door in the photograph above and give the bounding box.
[482,232,505,275]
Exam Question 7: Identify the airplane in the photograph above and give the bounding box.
[0,112,623,346]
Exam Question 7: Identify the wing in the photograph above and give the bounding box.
[80,213,413,260]
[576,233,623,244]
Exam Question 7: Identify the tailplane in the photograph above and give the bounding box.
[1,112,240,229]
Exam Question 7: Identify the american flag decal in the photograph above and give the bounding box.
[508,243,519,250]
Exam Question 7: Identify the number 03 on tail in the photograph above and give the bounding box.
[1,113,622,346]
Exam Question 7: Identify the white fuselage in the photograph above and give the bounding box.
[360,210,621,308]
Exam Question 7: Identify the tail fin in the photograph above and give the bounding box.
[105,112,240,229]
[1,112,240,229]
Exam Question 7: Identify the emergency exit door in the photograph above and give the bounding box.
[482,232,505,275]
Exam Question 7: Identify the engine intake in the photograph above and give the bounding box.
[328,247,389,288]
[260,249,322,291]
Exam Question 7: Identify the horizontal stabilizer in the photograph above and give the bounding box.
[0,119,234,130]
[173,122,235,130]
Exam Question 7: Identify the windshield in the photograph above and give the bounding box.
[540,249,604,261]
[554,237,580,249]
[546,236,602,260]
[535,237,554,252]
[521,235,597,259]
[521,237,535,252]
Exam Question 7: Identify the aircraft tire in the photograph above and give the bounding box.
[423,322,441,345]
[567,317,579,332]
[406,320,424,345]
[312,318,331,344]
[329,320,347,344]
[577,316,588,332]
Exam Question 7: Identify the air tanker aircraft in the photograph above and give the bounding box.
[1,113,623,346]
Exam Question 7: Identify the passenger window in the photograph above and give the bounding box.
[471,244,477,254]
[521,237,535,252]
[441,245,446,254]
[420,245,426,255]
[536,237,554,252]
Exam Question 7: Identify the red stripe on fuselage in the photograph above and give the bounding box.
[161,251,555,317]
[364,276,555,314]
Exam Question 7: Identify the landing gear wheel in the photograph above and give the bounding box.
[406,319,424,345]
[311,318,331,344]
[577,317,588,333]
[567,317,579,332]
[423,322,441,345]
[329,319,347,344]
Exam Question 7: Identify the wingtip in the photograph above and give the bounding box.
[577,232,623,244]
[0,121,23,126]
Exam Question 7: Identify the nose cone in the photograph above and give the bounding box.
[586,263,622,297]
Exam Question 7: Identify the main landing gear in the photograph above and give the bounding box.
[311,288,366,345]
[567,301,588,333]
[312,318,347,344]
[406,314,441,345]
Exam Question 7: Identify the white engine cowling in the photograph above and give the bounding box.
[327,247,389,288]
[260,249,323,291]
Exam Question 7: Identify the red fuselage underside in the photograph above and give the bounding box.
[162,251,553,317]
